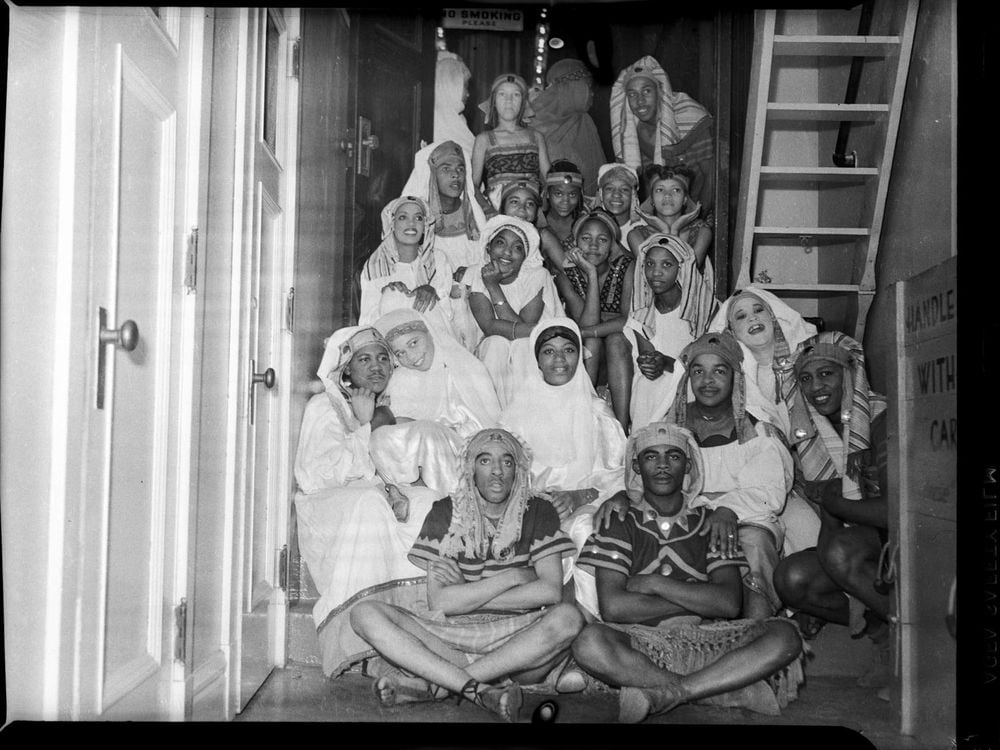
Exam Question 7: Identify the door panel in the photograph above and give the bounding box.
[73,7,206,720]
[235,6,299,712]
[347,10,436,321]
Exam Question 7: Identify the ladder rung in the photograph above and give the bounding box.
[754,227,870,237]
[766,103,889,121]
[772,35,901,57]
[756,283,861,294]
[759,166,879,182]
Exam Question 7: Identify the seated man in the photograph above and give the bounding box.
[350,428,584,723]
[773,332,893,689]
[572,422,802,723]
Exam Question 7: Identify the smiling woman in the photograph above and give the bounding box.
[368,308,501,494]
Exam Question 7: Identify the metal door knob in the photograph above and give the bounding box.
[253,367,276,389]
[361,134,380,150]
[100,319,140,351]
[338,139,354,156]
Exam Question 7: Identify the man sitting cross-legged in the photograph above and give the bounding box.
[350,428,584,723]
[570,422,803,723]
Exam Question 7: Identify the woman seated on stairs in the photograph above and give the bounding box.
[292,325,441,678]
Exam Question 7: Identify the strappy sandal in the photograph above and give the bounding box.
[457,679,523,723]
[618,683,687,724]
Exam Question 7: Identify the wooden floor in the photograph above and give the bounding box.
[234,664,935,749]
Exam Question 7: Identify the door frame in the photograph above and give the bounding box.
[223,6,301,718]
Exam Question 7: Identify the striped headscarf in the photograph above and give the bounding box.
[439,428,534,562]
[665,331,758,445]
[785,331,886,498]
[610,56,712,170]
[362,195,437,283]
[625,422,705,505]
[630,232,715,341]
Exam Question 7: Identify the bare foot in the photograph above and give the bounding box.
[372,673,436,707]
[618,682,687,723]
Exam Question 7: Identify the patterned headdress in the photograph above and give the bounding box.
[439,429,534,561]
[362,195,437,283]
[479,73,534,128]
[500,178,542,207]
[666,331,758,444]
[786,331,884,497]
[625,422,704,504]
[596,162,641,224]
[571,207,621,245]
[373,307,430,349]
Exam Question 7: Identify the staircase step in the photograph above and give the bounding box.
[773,35,900,56]
[759,166,879,182]
[756,283,860,295]
[287,602,322,667]
[766,103,889,121]
[754,227,869,238]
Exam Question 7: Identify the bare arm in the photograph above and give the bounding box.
[534,128,551,181]
[427,560,535,615]
[468,287,543,339]
[554,271,587,322]
[539,227,567,270]
[471,132,488,193]
[690,223,713,271]
[595,563,742,624]
[624,565,743,620]
[479,552,564,610]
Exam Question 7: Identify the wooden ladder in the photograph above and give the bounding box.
[732,1,919,340]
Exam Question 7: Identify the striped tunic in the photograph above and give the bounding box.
[408,495,576,588]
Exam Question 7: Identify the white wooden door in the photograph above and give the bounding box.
[72,7,208,720]
[234,6,300,711]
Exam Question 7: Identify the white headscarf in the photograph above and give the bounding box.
[708,285,817,405]
[501,317,625,478]
[374,307,500,435]
[609,55,711,170]
[316,325,393,433]
[433,51,475,156]
[467,214,564,320]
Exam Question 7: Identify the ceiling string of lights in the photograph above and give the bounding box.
[532,8,549,88]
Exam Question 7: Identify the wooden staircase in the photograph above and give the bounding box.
[732,1,919,340]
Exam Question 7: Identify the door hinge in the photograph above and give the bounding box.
[285,286,295,332]
[290,38,301,79]
[174,597,188,663]
[277,544,289,591]
[184,227,199,293]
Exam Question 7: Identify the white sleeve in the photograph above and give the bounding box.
[703,433,792,521]
[293,395,376,493]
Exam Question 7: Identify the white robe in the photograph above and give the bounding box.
[293,391,439,635]
[623,306,695,432]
